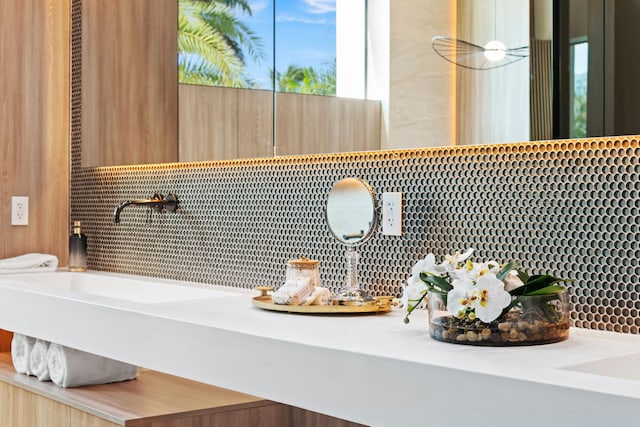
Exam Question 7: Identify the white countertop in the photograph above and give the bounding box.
[0,271,639,427]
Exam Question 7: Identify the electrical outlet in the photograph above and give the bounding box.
[11,196,29,226]
[382,192,402,236]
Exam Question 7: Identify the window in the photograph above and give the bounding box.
[570,41,588,138]
[178,0,368,98]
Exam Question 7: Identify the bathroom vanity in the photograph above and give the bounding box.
[1,272,639,427]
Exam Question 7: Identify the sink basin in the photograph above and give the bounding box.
[561,353,640,382]
[2,272,237,304]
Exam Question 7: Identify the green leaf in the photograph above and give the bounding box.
[517,270,529,284]
[419,273,452,293]
[510,275,572,296]
[525,285,565,295]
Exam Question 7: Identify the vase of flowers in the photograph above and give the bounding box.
[403,249,571,346]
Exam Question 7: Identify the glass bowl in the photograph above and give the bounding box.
[428,290,570,346]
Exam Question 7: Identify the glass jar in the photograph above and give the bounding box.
[286,257,321,288]
[428,290,571,346]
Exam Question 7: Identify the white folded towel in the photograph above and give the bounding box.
[47,343,138,388]
[302,286,332,306]
[11,334,36,375]
[30,339,51,381]
[0,253,58,274]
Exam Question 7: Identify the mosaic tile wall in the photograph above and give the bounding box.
[71,134,640,334]
[71,0,640,334]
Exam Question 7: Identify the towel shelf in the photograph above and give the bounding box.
[0,352,280,426]
[0,352,364,427]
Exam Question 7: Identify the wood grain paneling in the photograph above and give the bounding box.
[0,381,74,427]
[237,88,274,159]
[0,354,270,425]
[136,404,290,427]
[180,86,376,160]
[288,406,367,427]
[81,0,178,167]
[530,38,552,140]
[179,85,239,161]
[179,85,274,161]
[0,352,365,426]
[0,353,287,426]
[0,0,70,263]
[0,330,13,352]
[275,92,381,156]
[70,409,119,427]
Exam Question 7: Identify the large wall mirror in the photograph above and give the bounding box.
[79,0,640,168]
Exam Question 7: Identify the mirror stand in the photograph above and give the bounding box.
[337,245,372,302]
[325,177,377,303]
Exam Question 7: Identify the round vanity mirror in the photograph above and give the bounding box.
[325,177,377,302]
[325,177,377,246]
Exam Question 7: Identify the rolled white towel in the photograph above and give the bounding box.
[11,334,36,375]
[30,339,51,381]
[47,343,138,388]
[272,278,313,305]
[0,253,58,274]
[302,286,332,306]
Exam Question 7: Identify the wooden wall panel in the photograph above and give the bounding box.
[0,0,70,263]
[181,86,379,160]
[179,85,239,161]
[336,97,382,152]
[276,93,336,155]
[179,85,274,161]
[82,0,178,167]
[237,89,274,159]
[276,92,381,156]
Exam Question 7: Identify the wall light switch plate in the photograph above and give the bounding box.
[11,196,29,226]
[382,192,402,236]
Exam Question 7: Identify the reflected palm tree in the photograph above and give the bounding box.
[275,61,336,96]
[178,0,265,87]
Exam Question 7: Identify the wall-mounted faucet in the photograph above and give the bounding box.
[113,193,179,223]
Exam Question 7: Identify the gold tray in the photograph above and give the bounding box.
[252,286,394,314]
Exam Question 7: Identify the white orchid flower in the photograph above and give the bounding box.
[403,253,443,311]
[440,248,474,276]
[447,272,512,323]
[450,276,474,290]
[472,273,512,323]
[485,260,501,271]
[444,248,474,266]
[447,286,475,318]
[408,253,447,284]
[448,259,483,281]
[401,279,428,312]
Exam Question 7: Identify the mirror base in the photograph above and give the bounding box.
[335,289,374,303]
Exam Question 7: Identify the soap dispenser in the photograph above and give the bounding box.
[69,221,87,272]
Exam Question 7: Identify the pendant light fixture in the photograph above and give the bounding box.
[431,0,528,70]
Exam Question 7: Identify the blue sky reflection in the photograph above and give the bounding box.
[240,0,337,89]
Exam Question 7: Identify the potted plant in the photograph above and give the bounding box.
[403,249,572,346]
